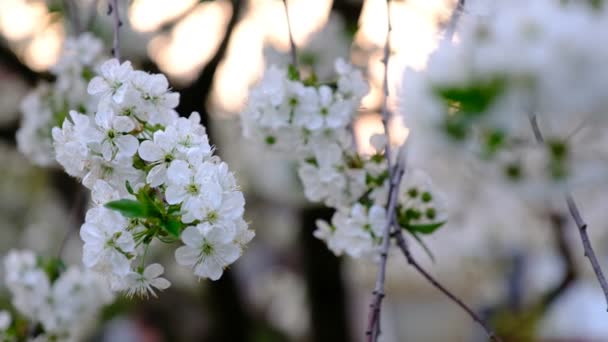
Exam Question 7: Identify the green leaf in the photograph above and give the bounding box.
[105,199,149,218]
[436,79,505,114]
[405,221,446,235]
[287,64,300,81]
[161,218,182,238]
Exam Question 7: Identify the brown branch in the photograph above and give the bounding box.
[393,229,501,341]
[365,1,401,340]
[282,0,298,68]
[365,163,405,341]
[444,0,465,41]
[62,0,82,34]
[539,212,578,311]
[108,0,122,60]
[529,114,608,310]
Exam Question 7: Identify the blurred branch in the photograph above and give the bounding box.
[282,0,298,68]
[366,2,402,340]
[444,0,465,41]
[62,0,82,34]
[528,114,608,310]
[393,229,501,341]
[539,212,578,311]
[331,0,364,24]
[108,0,122,60]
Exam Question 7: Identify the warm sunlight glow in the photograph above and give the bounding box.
[354,113,409,155]
[148,1,231,83]
[211,18,265,115]
[259,0,332,51]
[0,0,49,41]
[24,23,63,71]
[129,0,197,32]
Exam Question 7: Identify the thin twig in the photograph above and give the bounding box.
[539,212,577,311]
[528,114,608,310]
[62,0,82,33]
[366,2,401,340]
[393,230,501,341]
[282,0,298,68]
[84,0,100,31]
[365,163,405,341]
[108,0,122,60]
[444,0,465,41]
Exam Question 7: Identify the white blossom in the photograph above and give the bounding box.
[175,223,241,280]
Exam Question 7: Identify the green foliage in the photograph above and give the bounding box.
[106,186,189,243]
[105,199,151,218]
[287,64,300,81]
[435,79,505,140]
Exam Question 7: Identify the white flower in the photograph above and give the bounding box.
[52,111,95,178]
[130,70,180,119]
[175,223,240,280]
[93,110,139,160]
[138,131,180,187]
[124,263,171,298]
[87,59,133,103]
[317,85,352,128]
[165,160,223,223]
[80,207,135,276]
[335,58,369,100]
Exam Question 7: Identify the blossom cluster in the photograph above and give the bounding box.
[241,60,447,259]
[1,250,113,341]
[399,0,608,193]
[52,58,254,296]
[17,33,106,166]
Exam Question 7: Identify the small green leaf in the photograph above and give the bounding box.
[105,199,149,218]
[161,218,182,238]
[406,221,446,235]
[287,64,300,81]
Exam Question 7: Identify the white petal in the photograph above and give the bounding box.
[150,277,171,290]
[143,263,164,279]
[180,226,204,247]
[165,185,187,204]
[175,246,199,266]
[138,140,164,162]
[146,164,167,187]
[116,135,139,156]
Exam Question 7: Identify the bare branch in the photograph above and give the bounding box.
[393,230,501,341]
[62,0,82,34]
[282,0,298,68]
[528,114,608,310]
[108,0,122,60]
[539,212,577,310]
[444,0,465,41]
[366,1,401,340]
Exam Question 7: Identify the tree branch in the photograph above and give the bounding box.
[108,0,122,60]
[528,114,608,310]
[444,0,465,41]
[393,229,501,341]
[282,0,298,68]
[539,212,577,311]
[365,1,400,340]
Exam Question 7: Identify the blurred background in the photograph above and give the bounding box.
[1,0,608,341]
